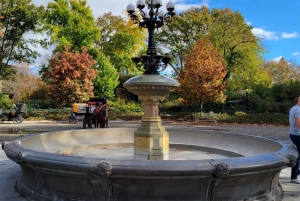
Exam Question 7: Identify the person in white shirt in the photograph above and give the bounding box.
[289,96,300,184]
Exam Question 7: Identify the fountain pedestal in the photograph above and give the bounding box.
[124,75,179,159]
[134,99,169,159]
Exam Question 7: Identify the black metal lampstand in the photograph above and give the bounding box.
[127,0,176,74]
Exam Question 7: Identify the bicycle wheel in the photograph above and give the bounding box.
[13,117,21,124]
[69,116,76,124]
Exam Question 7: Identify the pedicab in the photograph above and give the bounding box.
[1,103,26,124]
[83,97,109,129]
[69,103,87,124]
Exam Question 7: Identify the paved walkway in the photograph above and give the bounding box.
[0,121,299,200]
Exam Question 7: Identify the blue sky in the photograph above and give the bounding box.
[30,0,300,72]
[208,0,300,63]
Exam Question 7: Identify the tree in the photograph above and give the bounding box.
[45,0,100,53]
[178,38,227,109]
[156,6,211,76]
[2,63,42,102]
[95,12,146,73]
[93,51,119,99]
[43,47,97,106]
[208,8,269,91]
[0,0,45,78]
[262,57,297,84]
[156,6,268,93]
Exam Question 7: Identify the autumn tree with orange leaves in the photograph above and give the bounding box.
[43,47,97,106]
[178,38,227,110]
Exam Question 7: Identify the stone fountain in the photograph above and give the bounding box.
[124,75,179,160]
[2,1,299,201]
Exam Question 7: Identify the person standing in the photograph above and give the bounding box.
[289,96,300,184]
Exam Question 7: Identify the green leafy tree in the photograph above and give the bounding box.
[93,51,119,99]
[42,47,97,106]
[0,0,45,78]
[208,8,269,91]
[95,12,146,73]
[178,38,227,109]
[156,6,269,93]
[45,0,100,53]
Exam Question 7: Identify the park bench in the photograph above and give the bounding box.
[194,111,218,124]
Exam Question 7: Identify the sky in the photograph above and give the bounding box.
[30,0,300,73]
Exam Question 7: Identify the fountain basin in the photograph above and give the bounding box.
[2,128,298,201]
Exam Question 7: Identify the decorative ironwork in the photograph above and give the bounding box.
[127,0,176,74]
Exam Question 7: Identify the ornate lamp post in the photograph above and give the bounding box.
[124,0,179,160]
[126,0,176,74]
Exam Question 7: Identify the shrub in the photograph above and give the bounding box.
[160,99,182,112]
[0,93,13,109]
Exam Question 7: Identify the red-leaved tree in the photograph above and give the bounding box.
[178,38,227,109]
[43,47,97,106]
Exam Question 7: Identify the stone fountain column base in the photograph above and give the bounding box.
[124,75,179,160]
[134,117,169,160]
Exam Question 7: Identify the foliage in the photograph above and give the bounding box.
[262,57,297,84]
[93,51,119,99]
[160,99,182,112]
[178,38,227,106]
[209,8,269,92]
[271,81,300,103]
[25,108,71,121]
[44,0,100,54]
[217,112,289,125]
[18,96,291,125]
[25,98,59,109]
[0,93,12,108]
[251,84,273,101]
[156,6,267,93]
[95,12,146,73]
[156,6,211,76]
[2,63,42,102]
[114,74,139,101]
[109,98,142,112]
[42,47,97,106]
[90,98,143,121]
[0,0,45,78]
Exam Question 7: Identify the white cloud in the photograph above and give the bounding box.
[281,32,299,39]
[252,28,279,40]
[272,56,283,62]
[172,0,209,12]
[293,52,300,56]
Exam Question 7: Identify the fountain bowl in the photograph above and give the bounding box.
[2,128,297,201]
